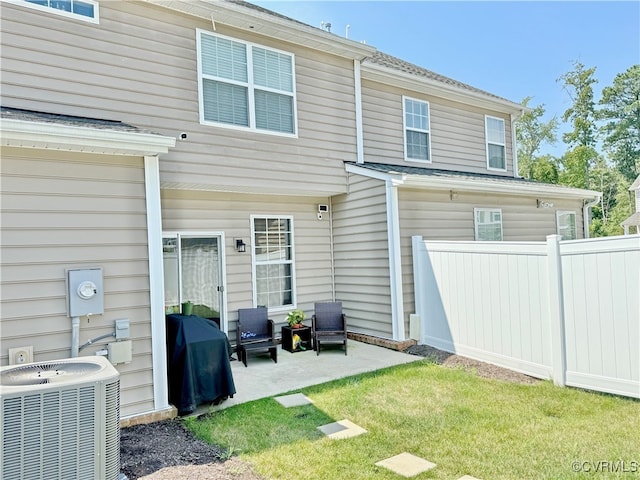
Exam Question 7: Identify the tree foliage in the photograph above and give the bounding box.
[515,97,558,181]
[597,64,640,181]
[558,61,599,149]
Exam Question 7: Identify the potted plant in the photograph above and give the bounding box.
[286,309,306,328]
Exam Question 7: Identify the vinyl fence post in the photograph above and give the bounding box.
[547,234,566,386]
[412,235,426,344]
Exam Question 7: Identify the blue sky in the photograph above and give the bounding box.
[253,1,640,157]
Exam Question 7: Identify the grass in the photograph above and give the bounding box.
[185,360,639,479]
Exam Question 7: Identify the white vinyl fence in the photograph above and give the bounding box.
[412,234,640,398]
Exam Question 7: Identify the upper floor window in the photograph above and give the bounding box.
[403,97,431,162]
[252,216,296,311]
[21,0,99,22]
[557,211,577,240]
[474,208,503,241]
[485,115,506,171]
[197,30,297,136]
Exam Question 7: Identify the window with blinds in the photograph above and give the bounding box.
[197,30,296,135]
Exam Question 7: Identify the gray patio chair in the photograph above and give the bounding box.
[312,302,347,356]
[236,307,277,367]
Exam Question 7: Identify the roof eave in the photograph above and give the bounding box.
[361,61,526,116]
[142,0,376,60]
[1,118,176,156]
[346,163,601,201]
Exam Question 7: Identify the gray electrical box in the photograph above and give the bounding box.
[115,318,130,340]
[67,268,104,317]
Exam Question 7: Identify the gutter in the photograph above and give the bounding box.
[583,196,601,239]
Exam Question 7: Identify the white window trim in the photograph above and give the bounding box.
[403,96,432,163]
[556,210,578,240]
[13,0,99,23]
[474,207,503,241]
[485,115,507,172]
[250,215,296,313]
[196,29,298,138]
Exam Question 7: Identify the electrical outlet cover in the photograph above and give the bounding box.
[8,346,33,365]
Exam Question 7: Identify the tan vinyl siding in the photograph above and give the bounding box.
[0,1,356,196]
[160,189,334,342]
[0,147,154,418]
[332,175,393,338]
[397,187,585,337]
[362,79,514,175]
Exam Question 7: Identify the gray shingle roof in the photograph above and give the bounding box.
[350,161,588,192]
[1,106,152,134]
[364,51,516,104]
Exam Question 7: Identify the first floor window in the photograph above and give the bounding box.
[485,115,506,170]
[403,97,431,161]
[474,208,503,241]
[252,216,295,310]
[557,211,577,240]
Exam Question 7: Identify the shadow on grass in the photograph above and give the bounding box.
[186,396,337,455]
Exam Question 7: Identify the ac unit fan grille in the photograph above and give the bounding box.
[1,377,120,480]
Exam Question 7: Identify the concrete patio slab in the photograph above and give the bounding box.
[457,476,482,480]
[201,340,420,413]
[375,452,436,477]
[318,419,367,439]
[274,393,313,408]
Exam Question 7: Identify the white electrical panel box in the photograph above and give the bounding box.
[108,340,132,364]
[67,268,104,317]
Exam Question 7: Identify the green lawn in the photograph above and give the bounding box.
[185,360,639,479]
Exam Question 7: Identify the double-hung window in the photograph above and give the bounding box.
[20,0,99,22]
[557,211,577,240]
[485,115,506,171]
[252,216,295,310]
[403,97,431,162]
[474,208,503,241]
[197,30,296,135]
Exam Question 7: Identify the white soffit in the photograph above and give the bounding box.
[1,118,176,156]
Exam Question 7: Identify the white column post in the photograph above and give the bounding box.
[546,234,566,386]
[144,155,169,411]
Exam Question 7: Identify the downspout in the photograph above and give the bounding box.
[144,155,169,412]
[583,196,601,239]
[511,111,523,178]
[354,59,364,164]
[385,179,405,341]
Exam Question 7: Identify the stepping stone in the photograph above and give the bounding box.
[317,419,367,439]
[458,476,481,480]
[274,393,313,408]
[375,452,436,477]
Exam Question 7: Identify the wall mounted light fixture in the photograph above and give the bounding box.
[236,239,246,253]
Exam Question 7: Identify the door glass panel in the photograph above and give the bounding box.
[162,238,180,314]
[180,237,221,322]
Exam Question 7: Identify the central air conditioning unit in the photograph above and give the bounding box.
[0,356,120,480]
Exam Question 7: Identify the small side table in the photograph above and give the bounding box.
[281,325,312,353]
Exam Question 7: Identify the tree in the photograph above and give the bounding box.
[598,64,640,181]
[515,97,558,181]
[558,61,599,148]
